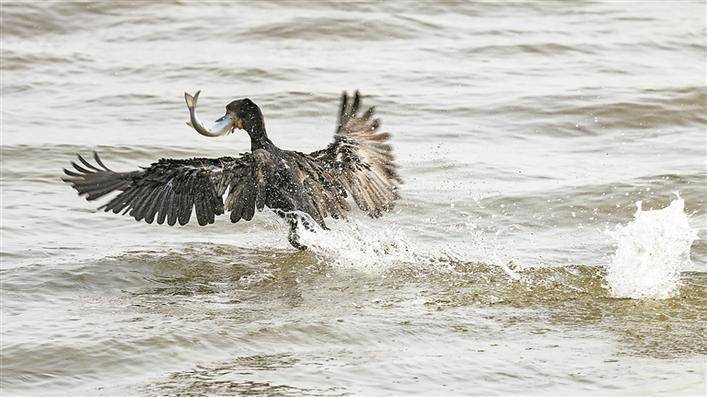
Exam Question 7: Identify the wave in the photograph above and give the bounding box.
[497,86,707,134]
[242,16,416,41]
[0,2,168,38]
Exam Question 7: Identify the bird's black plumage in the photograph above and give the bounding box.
[62,91,401,249]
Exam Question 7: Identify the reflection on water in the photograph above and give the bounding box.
[1,1,705,395]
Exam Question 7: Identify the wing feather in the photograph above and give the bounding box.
[310,90,401,217]
[167,192,180,226]
[63,152,266,227]
[156,188,172,225]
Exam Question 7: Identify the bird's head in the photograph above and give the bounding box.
[184,91,265,137]
[226,98,264,134]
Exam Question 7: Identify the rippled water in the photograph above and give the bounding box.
[1,2,706,396]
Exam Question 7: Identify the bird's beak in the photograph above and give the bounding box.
[184,90,234,137]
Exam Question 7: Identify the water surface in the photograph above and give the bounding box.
[1,2,705,396]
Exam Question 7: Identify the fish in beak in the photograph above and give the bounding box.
[184,90,234,137]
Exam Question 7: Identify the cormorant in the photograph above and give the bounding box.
[62,91,401,250]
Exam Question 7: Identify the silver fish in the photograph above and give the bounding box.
[184,90,234,137]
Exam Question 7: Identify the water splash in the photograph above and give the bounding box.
[606,194,697,299]
[295,214,520,280]
[297,218,422,272]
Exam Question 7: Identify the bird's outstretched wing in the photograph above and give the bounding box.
[310,91,401,217]
[62,152,267,226]
[63,151,353,228]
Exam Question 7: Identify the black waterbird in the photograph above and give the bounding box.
[62,91,401,250]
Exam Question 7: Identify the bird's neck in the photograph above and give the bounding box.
[246,123,273,151]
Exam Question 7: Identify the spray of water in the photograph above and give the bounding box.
[295,213,519,279]
[296,217,422,272]
[606,194,697,299]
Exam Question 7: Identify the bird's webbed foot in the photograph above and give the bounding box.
[276,212,309,251]
[287,226,308,251]
[275,210,320,251]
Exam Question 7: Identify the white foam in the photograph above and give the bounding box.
[297,217,422,272]
[296,214,520,280]
[606,194,697,299]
